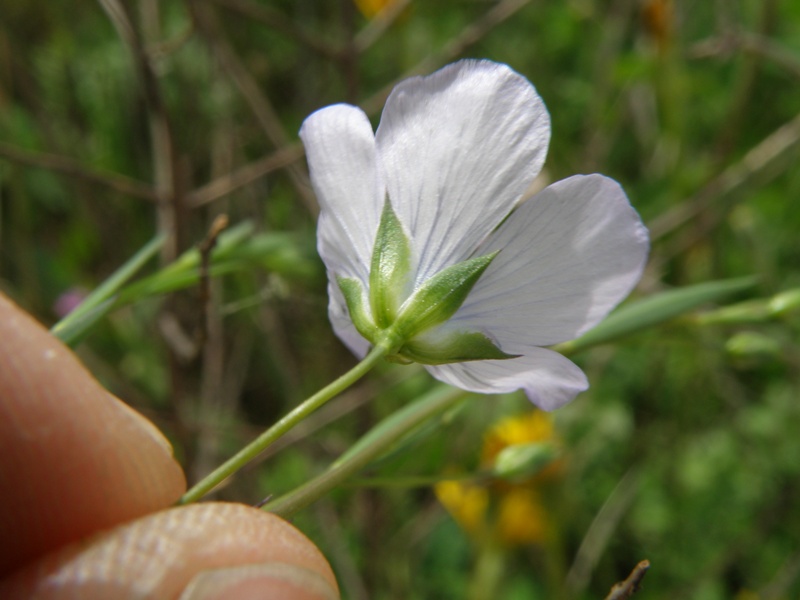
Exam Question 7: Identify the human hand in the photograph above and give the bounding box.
[0,293,338,599]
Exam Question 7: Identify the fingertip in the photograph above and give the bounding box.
[0,293,186,575]
[180,564,338,600]
[0,503,339,600]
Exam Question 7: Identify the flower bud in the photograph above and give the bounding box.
[769,288,800,317]
[491,442,558,482]
[725,331,781,365]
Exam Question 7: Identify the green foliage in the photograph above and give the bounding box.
[2,0,800,598]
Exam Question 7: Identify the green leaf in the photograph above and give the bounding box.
[556,276,757,354]
[769,288,800,317]
[393,251,499,340]
[370,199,412,328]
[726,331,781,361]
[51,233,165,344]
[50,222,316,346]
[50,297,117,347]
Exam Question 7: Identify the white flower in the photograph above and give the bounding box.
[300,59,649,410]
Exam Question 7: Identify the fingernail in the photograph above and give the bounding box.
[180,563,339,600]
[110,393,175,455]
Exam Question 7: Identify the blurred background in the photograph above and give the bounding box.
[1,0,799,598]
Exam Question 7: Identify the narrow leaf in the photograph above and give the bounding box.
[51,233,165,343]
[556,276,757,354]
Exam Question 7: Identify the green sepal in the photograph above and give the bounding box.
[384,354,414,365]
[393,251,499,340]
[397,329,519,365]
[369,199,412,328]
[337,277,379,342]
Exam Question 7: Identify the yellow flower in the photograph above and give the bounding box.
[496,488,548,546]
[434,479,489,537]
[482,410,563,482]
[435,410,563,546]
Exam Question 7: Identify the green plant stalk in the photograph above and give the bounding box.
[179,343,391,504]
[469,542,506,600]
[51,233,166,344]
[263,385,466,518]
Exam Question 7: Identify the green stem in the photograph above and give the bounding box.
[263,385,465,518]
[469,542,506,600]
[179,343,390,504]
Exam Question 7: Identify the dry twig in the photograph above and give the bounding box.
[196,214,230,346]
[648,111,800,256]
[186,144,305,208]
[360,0,532,115]
[604,560,651,600]
[0,142,159,202]
[212,0,340,58]
[98,0,184,260]
[189,0,317,213]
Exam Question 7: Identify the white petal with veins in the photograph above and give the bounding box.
[376,60,551,286]
[301,104,384,285]
[428,347,589,411]
[449,174,650,348]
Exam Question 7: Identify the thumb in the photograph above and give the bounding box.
[0,502,339,600]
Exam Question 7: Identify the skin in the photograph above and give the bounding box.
[0,292,339,600]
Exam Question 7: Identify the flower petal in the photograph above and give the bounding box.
[449,174,649,347]
[375,60,550,287]
[300,104,384,284]
[426,348,588,411]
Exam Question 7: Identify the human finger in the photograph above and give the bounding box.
[0,503,339,600]
[0,292,185,575]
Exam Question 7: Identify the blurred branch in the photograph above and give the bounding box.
[211,0,341,58]
[0,142,159,202]
[581,0,636,171]
[711,0,778,163]
[186,144,305,208]
[603,560,651,600]
[690,31,800,81]
[736,31,800,79]
[189,0,317,213]
[354,0,412,53]
[566,468,641,596]
[98,0,184,260]
[360,0,532,115]
[146,22,195,61]
[213,0,412,61]
[185,0,529,207]
[196,214,229,346]
[192,215,231,485]
[649,111,800,243]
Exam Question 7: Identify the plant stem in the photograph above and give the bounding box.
[178,343,390,504]
[469,542,506,600]
[263,385,465,518]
